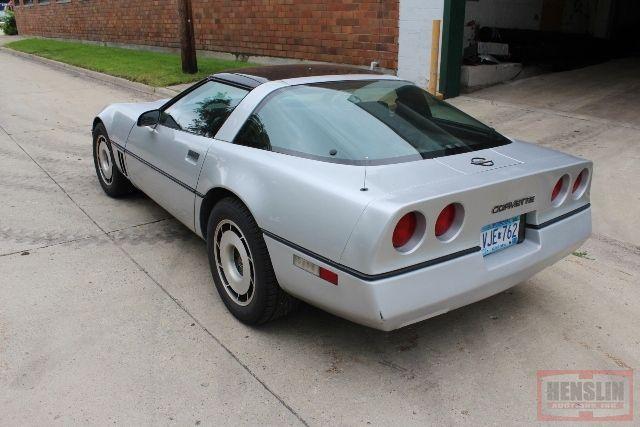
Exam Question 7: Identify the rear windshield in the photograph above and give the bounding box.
[234,79,510,165]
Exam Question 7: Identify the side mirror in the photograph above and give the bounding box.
[137,110,160,127]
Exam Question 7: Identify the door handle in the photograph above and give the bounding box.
[186,149,200,163]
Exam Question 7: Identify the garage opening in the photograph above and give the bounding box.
[444,0,640,93]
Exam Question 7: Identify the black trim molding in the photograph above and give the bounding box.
[526,203,590,230]
[262,229,480,282]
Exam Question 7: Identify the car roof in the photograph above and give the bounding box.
[212,64,384,89]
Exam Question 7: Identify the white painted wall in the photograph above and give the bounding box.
[397,0,444,88]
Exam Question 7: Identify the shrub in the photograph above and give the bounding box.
[1,10,18,36]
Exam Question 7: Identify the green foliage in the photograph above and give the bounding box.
[5,38,254,86]
[572,250,594,260]
[1,10,18,35]
[188,93,233,137]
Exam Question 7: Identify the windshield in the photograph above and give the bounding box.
[234,79,510,165]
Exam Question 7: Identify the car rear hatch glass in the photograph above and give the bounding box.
[233,79,511,165]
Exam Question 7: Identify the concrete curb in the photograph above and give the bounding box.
[0,47,179,98]
[11,35,396,74]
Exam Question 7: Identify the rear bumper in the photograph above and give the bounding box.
[265,207,591,331]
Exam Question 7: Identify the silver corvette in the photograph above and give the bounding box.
[93,64,592,331]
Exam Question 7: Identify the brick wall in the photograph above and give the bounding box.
[14,1,180,48]
[14,0,399,69]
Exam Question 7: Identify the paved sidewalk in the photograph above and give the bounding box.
[1,50,638,425]
[0,34,22,45]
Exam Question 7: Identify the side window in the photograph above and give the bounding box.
[234,114,272,150]
[163,81,249,138]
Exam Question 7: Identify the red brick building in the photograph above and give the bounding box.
[13,0,399,70]
[14,0,635,98]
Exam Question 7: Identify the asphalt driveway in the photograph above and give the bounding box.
[1,48,638,425]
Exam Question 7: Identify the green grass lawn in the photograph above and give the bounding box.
[5,38,254,87]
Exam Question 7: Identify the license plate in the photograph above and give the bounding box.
[481,216,520,256]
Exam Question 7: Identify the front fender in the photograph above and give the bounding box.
[94,99,168,146]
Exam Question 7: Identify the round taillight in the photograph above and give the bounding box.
[392,212,417,248]
[435,204,456,237]
[573,169,586,194]
[551,178,563,201]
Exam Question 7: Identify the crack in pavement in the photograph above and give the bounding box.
[592,233,640,256]
[105,217,173,235]
[0,235,100,258]
[0,124,90,136]
[0,218,176,257]
[0,123,309,426]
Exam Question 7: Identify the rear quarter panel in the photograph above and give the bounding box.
[196,141,376,261]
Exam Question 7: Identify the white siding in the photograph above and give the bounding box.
[397,0,444,88]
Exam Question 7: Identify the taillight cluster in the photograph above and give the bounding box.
[435,204,456,237]
[551,178,564,202]
[551,168,589,205]
[572,168,588,196]
[392,212,418,248]
[391,168,589,251]
[392,204,462,251]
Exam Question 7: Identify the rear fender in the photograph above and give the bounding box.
[196,141,375,262]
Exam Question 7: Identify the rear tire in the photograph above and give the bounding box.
[206,197,298,325]
[92,123,134,197]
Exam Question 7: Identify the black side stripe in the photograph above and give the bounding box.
[110,139,205,198]
[262,229,480,282]
[110,139,125,151]
[526,203,590,230]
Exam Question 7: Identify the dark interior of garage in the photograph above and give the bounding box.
[455,0,640,92]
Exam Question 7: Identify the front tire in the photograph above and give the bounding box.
[206,197,297,325]
[93,123,134,197]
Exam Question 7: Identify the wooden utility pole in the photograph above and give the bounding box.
[428,19,441,96]
[178,0,198,74]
